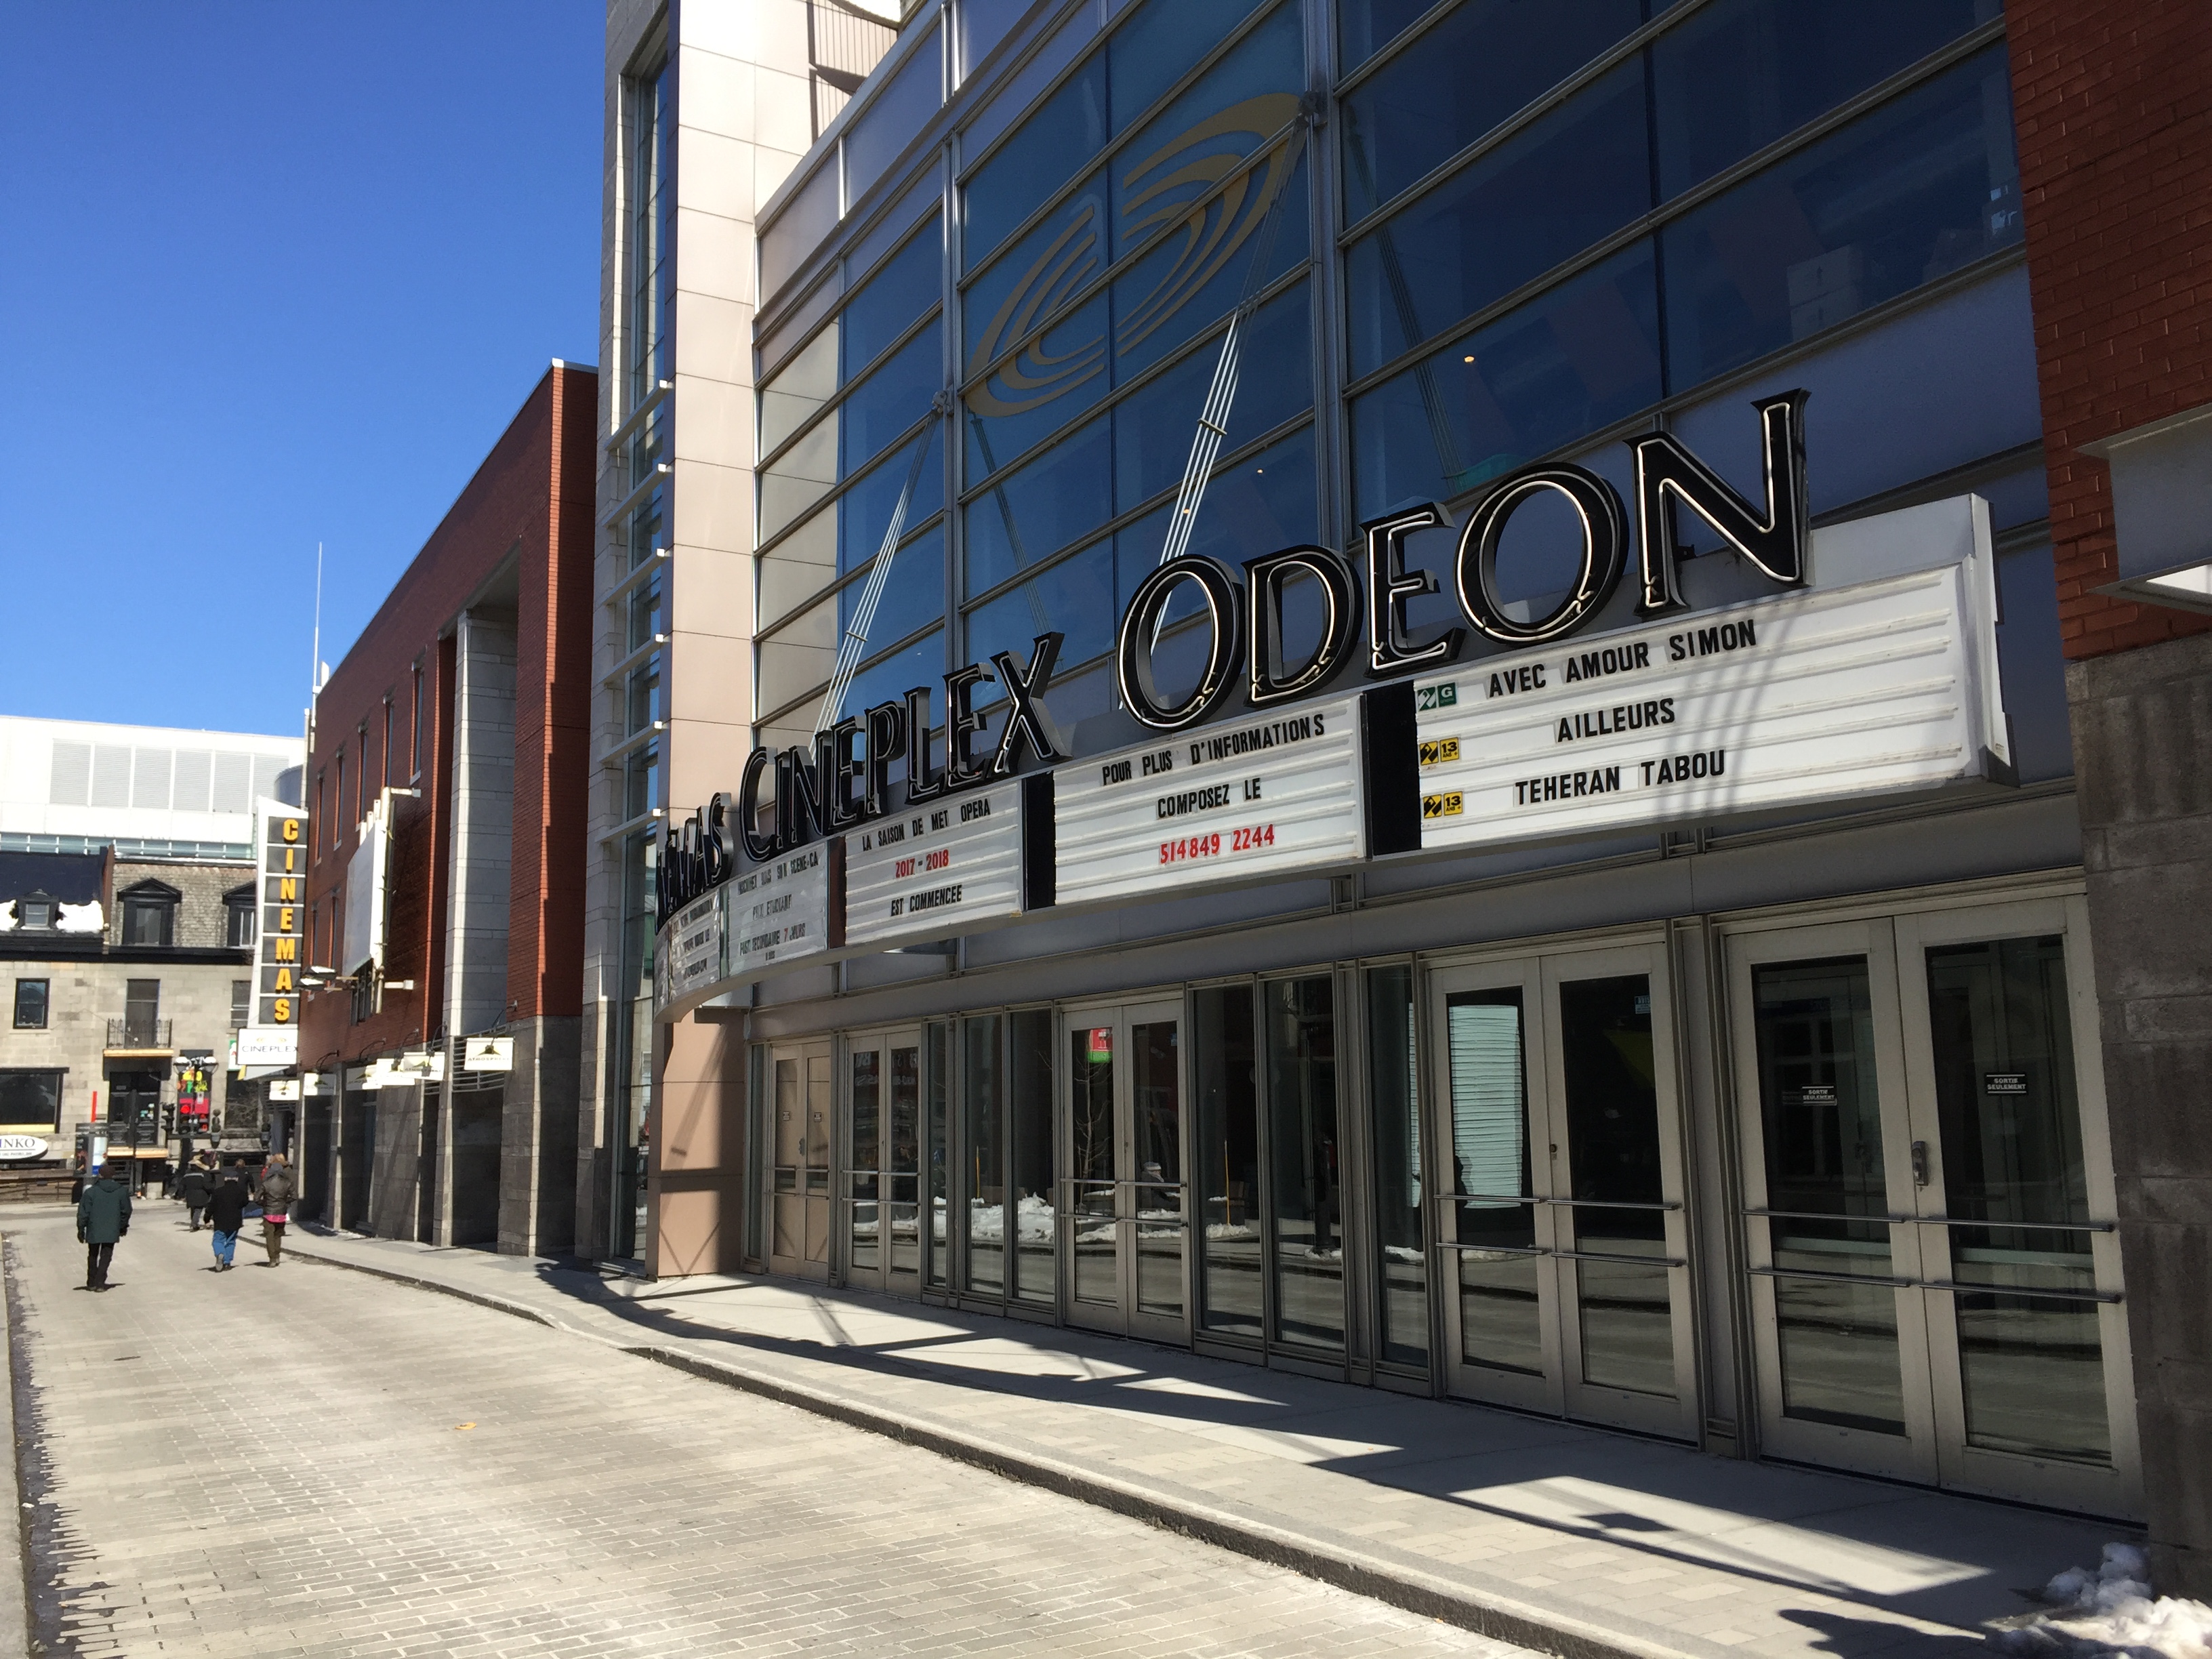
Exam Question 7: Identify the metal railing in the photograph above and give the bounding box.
[106,1018,172,1049]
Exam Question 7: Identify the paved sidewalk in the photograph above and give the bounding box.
[286,1230,2125,1659]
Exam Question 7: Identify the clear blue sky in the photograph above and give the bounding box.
[0,2,600,739]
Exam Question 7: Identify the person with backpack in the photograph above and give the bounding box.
[205,1162,249,1272]
[75,1162,132,1291]
[255,1154,296,1265]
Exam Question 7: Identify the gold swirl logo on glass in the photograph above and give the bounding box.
[965,94,1303,419]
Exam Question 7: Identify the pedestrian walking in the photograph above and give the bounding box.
[75,1162,131,1292]
[255,1154,295,1266]
[178,1160,213,1231]
[205,1163,248,1272]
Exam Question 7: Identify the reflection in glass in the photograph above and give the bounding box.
[1662,47,2022,388]
[849,1048,881,1275]
[1366,966,1427,1368]
[926,1022,949,1286]
[1341,0,1645,220]
[1193,986,1263,1340]
[962,59,1106,272]
[964,1016,1004,1296]
[1445,988,1542,1375]
[1132,1020,1184,1318]
[1069,1022,1117,1305]
[1558,975,1675,1398]
[1751,956,1906,1434]
[966,417,1111,596]
[1266,979,1342,1350]
[1010,1009,1057,1302]
[1114,285,1313,510]
[843,214,944,382]
[888,1044,922,1277]
[1345,59,1650,377]
[966,539,1115,687]
[1927,935,2109,1465]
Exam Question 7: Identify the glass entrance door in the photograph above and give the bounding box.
[769,1041,832,1281]
[1729,899,2138,1515]
[1062,1000,1189,1343]
[845,1029,923,1294]
[1428,945,1698,1439]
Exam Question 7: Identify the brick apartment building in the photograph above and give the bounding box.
[2011,0,2212,1594]
[298,360,597,1254]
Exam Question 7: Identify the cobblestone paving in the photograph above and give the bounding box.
[4,1207,1522,1658]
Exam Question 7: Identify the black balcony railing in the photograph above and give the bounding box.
[106,1018,172,1049]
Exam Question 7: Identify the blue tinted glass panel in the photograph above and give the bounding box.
[1342,0,1645,221]
[964,416,1111,596]
[1109,0,1254,135]
[1349,242,1660,520]
[960,0,1029,80]
[1662,46,2022,389]
[842,522,947,644]
[1345,59,1649,377]
[1111,148,1309,384]
[962,168,1105,376]
[964,291,1109,478]
[844,25,943,207]
[840,427,945,575]
[842,325,943,476]
[964,54,1107,270]
[1654,0,1995,199]
[1115,426,1316,594]
[966,539,1118,691]
[844,216,944,382]
[1115,283,1311,512]
[1112,3,1304,262]
[844,629,945,722]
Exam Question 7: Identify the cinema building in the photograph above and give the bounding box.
[596,0,2212,1576]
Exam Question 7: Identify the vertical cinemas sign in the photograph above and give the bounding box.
[246,796,308,1064]
[659,394,1813,926]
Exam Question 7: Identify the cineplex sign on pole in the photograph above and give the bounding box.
[647,396,2014,1012]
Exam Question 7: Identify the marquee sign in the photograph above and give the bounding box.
[1054,694,1367,909]
[729,844,837,980]
[1410,554,2007,851]
[844,775,1040,948]
[655,887,727,1005]
[243,796,307,1066]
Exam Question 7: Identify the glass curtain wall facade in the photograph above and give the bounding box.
[728,0,2129,1519]
[609,54,674,1262]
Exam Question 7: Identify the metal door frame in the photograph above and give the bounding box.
[1058,996,1191,1345]
[1891,895,2141,1517]
[766,1037,834,1283]
[1427,937,1700,1439]
[1723,917,1941,1483]
[842,1024,924,1297]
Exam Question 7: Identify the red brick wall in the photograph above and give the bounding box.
[2010,0,2212,660]
[301,363,600,1070]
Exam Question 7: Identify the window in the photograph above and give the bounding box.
[410,662,424,779]
[0,1070,62,1130]
[356,729,369,823]
[123,979,161,1046]
[225,886,256,949]
[314,769,327,856]
[332,752,345,851]
[15,893,54,930]
[119,882,178,949]
[13,979,49,1029]
[381,699,394,787]
[230,979,250,1028]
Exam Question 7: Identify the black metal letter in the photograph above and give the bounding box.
[989,632,1069,775]
[1629,389,1810,613]
[1245,544,1359,708]
[1454,464,1627,644]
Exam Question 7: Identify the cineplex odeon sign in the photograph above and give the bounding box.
[656,395,2013,1004]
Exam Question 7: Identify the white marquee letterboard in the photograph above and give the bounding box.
[1412,558,2007,853]
[1055,695,1367,908]
[844,779,1026,947]
[729,846,832,979]
[655,887,726,1006]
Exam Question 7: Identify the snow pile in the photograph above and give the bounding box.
[0,901,14,930]
[56,901,104,933]
[1994,1543,2212,1659]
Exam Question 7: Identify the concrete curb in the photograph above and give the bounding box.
[285,1241,1716,1659]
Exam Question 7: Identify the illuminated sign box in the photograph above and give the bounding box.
[843,776,1040,949]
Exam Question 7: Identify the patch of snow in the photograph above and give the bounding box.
[1995,1542,2212,1659]
[0,901,14,930]
[56,901,104,933]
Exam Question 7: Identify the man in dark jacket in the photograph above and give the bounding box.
[204,1163,249,1273]
[178,1161,213,1231]
[76,1164,132,1291]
